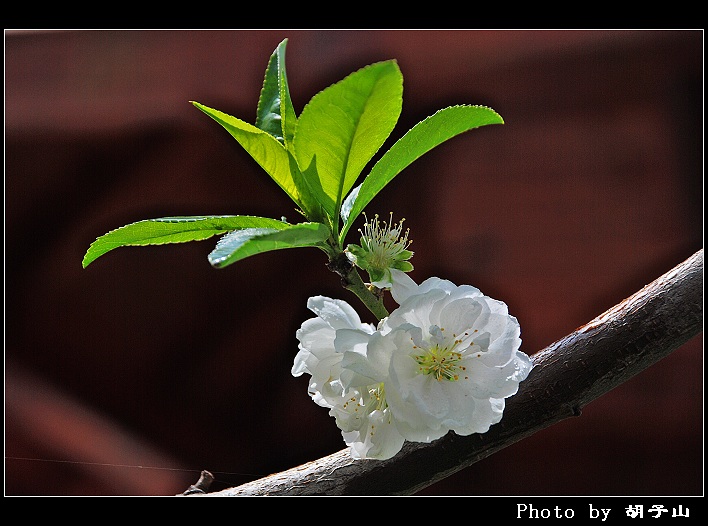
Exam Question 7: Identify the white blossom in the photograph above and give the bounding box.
[292,296,404,459]
[293,276,532,460]
[292,296,375,408]
[379,275,533,443]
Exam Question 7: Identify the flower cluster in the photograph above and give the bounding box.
[292,269,533,460]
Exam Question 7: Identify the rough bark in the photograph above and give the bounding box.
[196,249,703,496]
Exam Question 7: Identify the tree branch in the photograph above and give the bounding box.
[200,249,703,496]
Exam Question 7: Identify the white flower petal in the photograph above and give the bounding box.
[295,319,336,359]
[307,296,372,332]
[342,408,405,460]
[385,354,449,442]
[291,348,313,377]
[385,288,446,332]
[437,297,484,338]
[388,268,420,304]
[340,331,394,388]
[464,359,518,399]
[453,397,505,435]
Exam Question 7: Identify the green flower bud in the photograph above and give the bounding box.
[346,213,413,286]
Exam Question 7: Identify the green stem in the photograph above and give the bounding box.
[327,251,389,320]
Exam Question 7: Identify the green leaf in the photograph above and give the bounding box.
[192,102,305,210]
[340,105,503,241]
[256,38,297,147]
[82,215,290,268]
[294,60,403,224]
[208,222,330,268]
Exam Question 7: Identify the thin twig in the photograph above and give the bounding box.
[195,249,703,496]
[182,470,215,495]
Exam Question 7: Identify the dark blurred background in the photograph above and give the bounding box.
[4,29,703,496]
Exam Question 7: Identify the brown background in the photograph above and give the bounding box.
[5,29,703,496]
